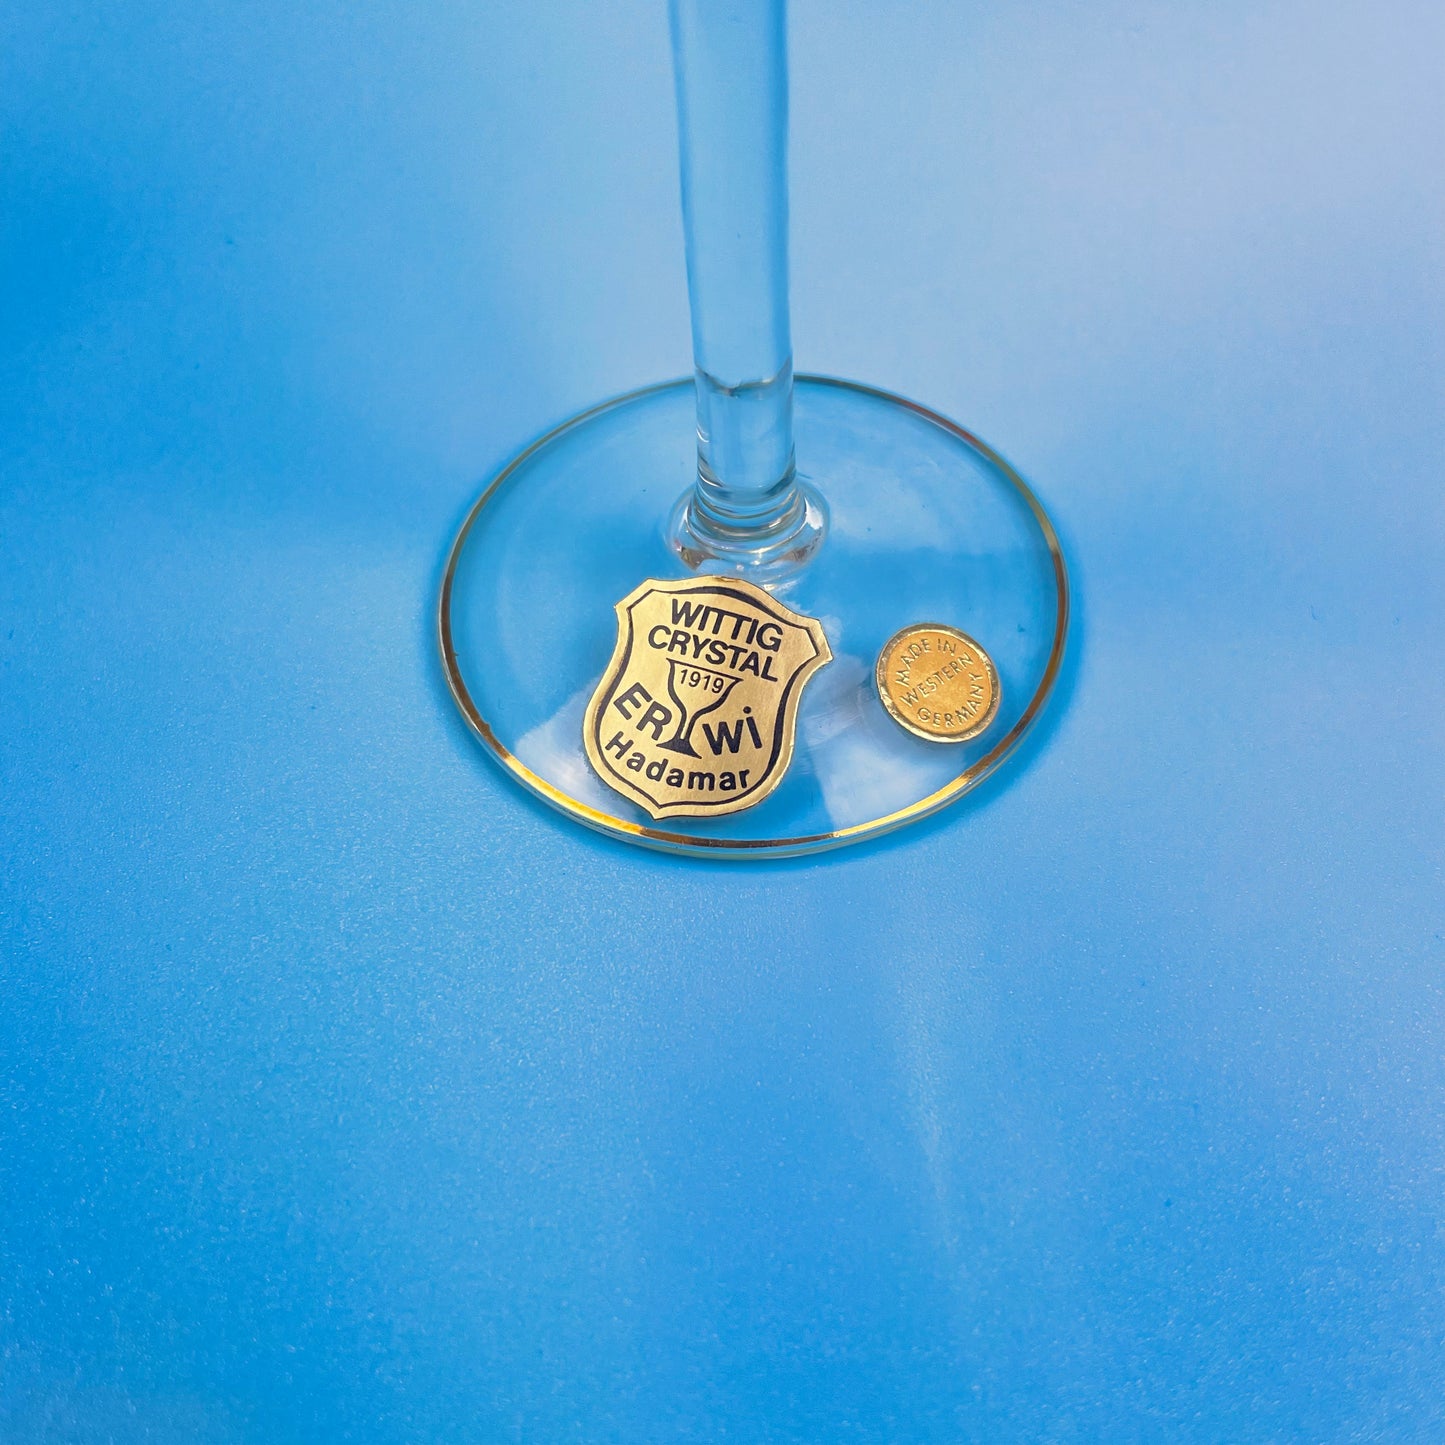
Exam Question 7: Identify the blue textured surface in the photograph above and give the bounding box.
[3,2,1443,1440]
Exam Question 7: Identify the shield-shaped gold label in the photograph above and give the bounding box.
[582,576,832,819]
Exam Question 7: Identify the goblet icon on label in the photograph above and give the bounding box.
[658,662,742,758]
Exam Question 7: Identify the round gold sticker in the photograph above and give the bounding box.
[876,624,1000,743]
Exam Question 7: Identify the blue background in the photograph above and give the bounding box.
[3,2,1443,1439]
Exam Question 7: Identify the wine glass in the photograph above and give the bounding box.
[439,0,1066,858]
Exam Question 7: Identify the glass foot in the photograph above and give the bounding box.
[439,376,1068,859]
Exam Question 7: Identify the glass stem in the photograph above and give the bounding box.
[668,0,823,573]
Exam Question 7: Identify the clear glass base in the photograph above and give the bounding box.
[439,376,1068,858]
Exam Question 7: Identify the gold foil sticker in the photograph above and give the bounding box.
[876,624,1000,742]
[583,576,832,819]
